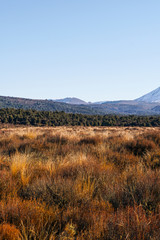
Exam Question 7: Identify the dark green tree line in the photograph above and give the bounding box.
[0,108,160,127]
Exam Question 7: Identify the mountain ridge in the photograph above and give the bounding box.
[135,87,160,103]
[0,87,160,115]
[51,86,160,105]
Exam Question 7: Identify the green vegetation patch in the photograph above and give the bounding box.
[0,108,160,127]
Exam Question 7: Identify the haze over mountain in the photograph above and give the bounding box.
[52,87,160,105]
[0,87,160,115]
[135,87,160,103]
[53,97,88,105]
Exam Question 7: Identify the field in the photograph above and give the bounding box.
[0,126,160,239]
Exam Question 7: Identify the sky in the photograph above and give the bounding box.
[0,0,160,102]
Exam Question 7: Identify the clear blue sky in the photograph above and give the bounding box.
[0,0,160,102]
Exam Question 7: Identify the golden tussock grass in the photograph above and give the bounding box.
[0,126,159,239]
[0,223,21,240]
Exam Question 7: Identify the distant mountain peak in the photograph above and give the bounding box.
[135,87,160,103]
[52,97,88,105]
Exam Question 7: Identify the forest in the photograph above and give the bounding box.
[0,108,160,127]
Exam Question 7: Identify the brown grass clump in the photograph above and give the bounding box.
[0,223,21,240]
[125,137,156,156]
[0,126,159,239]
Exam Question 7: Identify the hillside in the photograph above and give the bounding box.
[0,96,102,115]
[0,94,160,115]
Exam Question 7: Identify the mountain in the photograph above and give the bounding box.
[0,88,160,115]
[152,105,160,112]
[0,96,102,115]
[135,87,160,103]
[53,97,88,105]
[91,100,160,115]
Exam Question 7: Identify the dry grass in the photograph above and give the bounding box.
[0,126,159,239]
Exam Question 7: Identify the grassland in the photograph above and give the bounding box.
[0,126,159,239]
